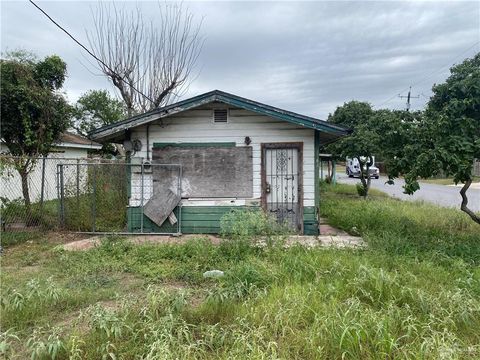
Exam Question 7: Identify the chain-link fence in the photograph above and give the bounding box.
[58,161,182,234]
[1,156,182,237]
[0,156,81,232]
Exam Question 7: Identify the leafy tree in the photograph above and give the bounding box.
[386,53,480,224]
[73,90,126,136]
[1,51,71,220]
[327,101,379,197]
[72,90,126,155]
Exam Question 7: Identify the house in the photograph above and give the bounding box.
[0,132,102,202]
[90,90,348,235]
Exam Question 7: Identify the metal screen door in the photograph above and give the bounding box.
[263,144,302,231]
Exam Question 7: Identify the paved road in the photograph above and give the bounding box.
[336,174,480,212]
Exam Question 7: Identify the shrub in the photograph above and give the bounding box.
[356,182,368,197]
[220,209,291,242]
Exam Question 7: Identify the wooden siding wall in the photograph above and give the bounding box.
[130,107,316,207]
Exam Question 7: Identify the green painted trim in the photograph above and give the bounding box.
[91,90,350,141]
[127,205,318,235]
[314,131,321,233]
[303,206,319,236]
[153,142,236,149]
[216,94,345,134]
[127,206,259,234]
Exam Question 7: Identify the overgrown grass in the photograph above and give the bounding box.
[1,185,479,359]
[321,183,480,264]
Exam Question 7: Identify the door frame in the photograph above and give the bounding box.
[260,142,304,233]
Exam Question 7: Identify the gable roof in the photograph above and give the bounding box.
[59,132,102,150]
[89,90,349,142]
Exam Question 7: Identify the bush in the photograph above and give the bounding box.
[356,182,368,197]
[220,209,291,243]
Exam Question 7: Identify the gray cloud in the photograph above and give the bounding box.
[2,1,479,119]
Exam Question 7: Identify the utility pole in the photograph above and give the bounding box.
[399,86,420,111]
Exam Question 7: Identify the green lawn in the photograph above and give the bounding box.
[1,184,479,359]
[418,176,480,185]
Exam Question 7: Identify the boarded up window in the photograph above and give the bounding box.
[153,146,253,198]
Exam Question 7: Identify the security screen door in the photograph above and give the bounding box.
[262,143,303,232]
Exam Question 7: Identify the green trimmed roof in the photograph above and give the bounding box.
[90,90,349,141]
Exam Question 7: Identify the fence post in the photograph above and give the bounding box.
[76,159,80,206]
[91,164,97,232]
[140,162,144,233]
[59,164,65,228]
[177,165,182,235]
[40,156,46,209]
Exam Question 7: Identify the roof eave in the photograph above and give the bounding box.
[90,90,349,142]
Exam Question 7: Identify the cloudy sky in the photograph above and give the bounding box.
[2,1,479,119]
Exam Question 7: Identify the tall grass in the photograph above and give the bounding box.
[1,184,479,359]
[321,183,480,263]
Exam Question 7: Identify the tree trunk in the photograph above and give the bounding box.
[19,168,33,225]
[356,157,371,199]
[460,179,480,225]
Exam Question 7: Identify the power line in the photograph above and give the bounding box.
[28,0,154,104]
[375,40,480,109]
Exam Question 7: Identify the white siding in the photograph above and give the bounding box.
[0,147,90,202]
[130,108,316,207]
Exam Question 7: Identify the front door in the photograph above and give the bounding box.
[261,143,303,232]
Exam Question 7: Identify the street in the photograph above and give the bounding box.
[336,174,480,212]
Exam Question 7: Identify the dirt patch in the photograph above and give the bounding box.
[61,232,364,251]
[63,234,222,251]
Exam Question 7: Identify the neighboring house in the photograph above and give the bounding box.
[0,132,102,202]
[90,90,348,235]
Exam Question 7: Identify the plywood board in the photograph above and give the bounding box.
[143,166,181,227]
[152,146,253,198]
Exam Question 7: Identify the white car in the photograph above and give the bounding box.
[346,157,380,179]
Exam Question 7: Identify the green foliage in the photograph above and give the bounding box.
[1,50,71,214]
[355,182,367,197]
[73,90,126,155]
[384,53,480,223]
[327,101,383,197]
[321,183,480,263]
[2,187,480,358]
[220,209,292,243]
[1,51,70,158]
[327,101,377,160]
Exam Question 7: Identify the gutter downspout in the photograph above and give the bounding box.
[146,125,150,161]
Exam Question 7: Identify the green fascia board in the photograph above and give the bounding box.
[153,142,236,149]
[214,94,346,135]
[90,90,349,141]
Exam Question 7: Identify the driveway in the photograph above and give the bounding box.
[336,174,480,212]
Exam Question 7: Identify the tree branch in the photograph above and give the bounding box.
[460,179,480,225]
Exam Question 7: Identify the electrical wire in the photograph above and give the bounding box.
[28,0,154,104]
[374,40,480,108]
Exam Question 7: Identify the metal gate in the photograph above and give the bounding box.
[57,161,182,234]
[262,143,303,232]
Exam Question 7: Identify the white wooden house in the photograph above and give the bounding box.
[90,90,348,235]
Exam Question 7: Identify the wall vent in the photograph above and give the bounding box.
[213,109,228,123]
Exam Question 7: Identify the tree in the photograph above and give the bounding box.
[327,101,379,198]
[386,53,480,224]
[88,2,203,116]
[1,51,71,219]
[73,90,126,155]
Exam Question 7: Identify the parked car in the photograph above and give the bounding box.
[346,157,380,179]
